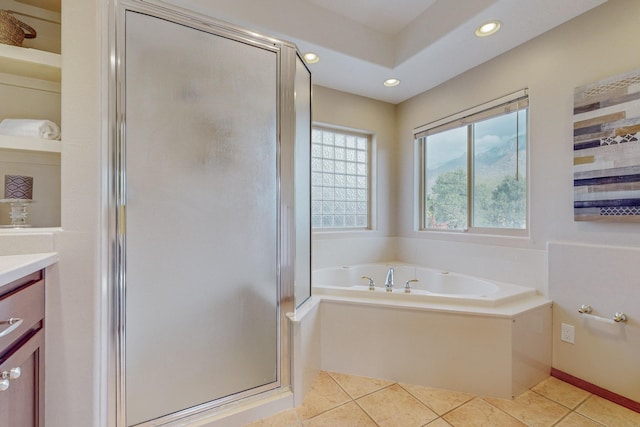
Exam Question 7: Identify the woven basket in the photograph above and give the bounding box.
[0,10,36,47]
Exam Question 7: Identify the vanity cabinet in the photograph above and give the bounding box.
[0,0,62,228]
[0,269,45,427]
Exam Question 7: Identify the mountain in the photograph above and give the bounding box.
[427,135,526,190]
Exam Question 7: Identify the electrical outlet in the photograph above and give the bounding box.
[561,323,575,344]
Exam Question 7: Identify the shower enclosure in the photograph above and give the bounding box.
[108,1,311,425]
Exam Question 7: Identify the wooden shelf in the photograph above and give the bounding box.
[0,43,61,82]
[0,134,61,153]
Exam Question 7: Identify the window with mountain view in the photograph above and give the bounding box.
[416,91,528,233]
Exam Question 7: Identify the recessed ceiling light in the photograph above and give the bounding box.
[475,20,501,37]
[384,78,400,87]
[303,52,319,64]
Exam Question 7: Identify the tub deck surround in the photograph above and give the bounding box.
[287,297,322,407]
[0,252,58,290]
[312,263,548,316]
[289,263,552,406]
[319,298,552,399]
[316,290,551,319]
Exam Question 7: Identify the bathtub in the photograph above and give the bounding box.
[312,263,537,307]
[294,263,552,400]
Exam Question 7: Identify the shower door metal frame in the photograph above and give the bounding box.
[106,1,298,425]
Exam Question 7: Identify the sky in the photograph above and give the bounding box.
[425,110,526,169]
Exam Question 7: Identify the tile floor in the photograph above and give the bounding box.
[246,371,640,426]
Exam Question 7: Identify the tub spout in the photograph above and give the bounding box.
[384,267,394,292]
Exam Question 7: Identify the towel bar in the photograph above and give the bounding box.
[577,305,627,323]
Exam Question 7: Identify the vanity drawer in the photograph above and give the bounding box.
[0,279,44,354]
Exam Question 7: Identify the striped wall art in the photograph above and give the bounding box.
[573,67,640,221]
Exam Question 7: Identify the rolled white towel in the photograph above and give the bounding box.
[0,119,61,140]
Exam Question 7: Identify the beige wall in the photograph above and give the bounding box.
[47,0,104,426]
[313,0,640,402]
[394,0,640,402]
[396,0,640,249]
[311,86,398,268]
[398,0,640,401]
[548,241,640,402]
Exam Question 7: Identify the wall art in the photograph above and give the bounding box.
[573,67,640,221]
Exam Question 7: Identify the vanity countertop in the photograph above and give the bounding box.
[0,252,58,290]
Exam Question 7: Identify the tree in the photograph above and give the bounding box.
[487,176,526,228]
[472,182,493,227]
[428,169,467,229]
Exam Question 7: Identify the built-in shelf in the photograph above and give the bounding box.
[0,43,61,82]
[0,1,62,230]
[0,134,61,153]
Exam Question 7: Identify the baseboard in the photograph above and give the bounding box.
[551,368,640,414]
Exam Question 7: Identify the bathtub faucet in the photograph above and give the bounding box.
[361,276,376,291]
[384,267,394,292]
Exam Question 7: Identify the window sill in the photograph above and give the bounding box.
[312,228,374,238]
[415,228,534,248]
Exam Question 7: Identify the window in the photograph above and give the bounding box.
[311,126,371,230]
[415,90,528,233]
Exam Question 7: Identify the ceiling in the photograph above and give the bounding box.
[172,0,607,104]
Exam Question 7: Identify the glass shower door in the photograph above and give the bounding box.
[294,54,311,307]
[123,10,279,426]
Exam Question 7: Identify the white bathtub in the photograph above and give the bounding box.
[312,263,537,307]
[297,263,552,399]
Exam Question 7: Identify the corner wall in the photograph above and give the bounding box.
[47,0,105,426]
[311,86,398,268]
[549,242,640,403]
[396,0,640,252]
[395,0,640,401]
[311,1,640,401]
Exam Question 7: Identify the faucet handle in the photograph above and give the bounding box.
[404,279,418,293]
[361,276,375,291]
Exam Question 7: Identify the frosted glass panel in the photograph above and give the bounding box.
[294,56,311,307]
[124,12,278,425]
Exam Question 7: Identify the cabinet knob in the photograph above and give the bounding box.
[0,379,9,392]
[9,367,20,380]
[1,367,20,380]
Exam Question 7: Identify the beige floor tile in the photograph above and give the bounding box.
[555,412,605,427]
[427,418,454,426]
[296,371,351,420]
[244,409,301,427]
[356,383,438,427]
[400,383,475,415]
[576,395,640,427]
[328,371,394,399]
[443,398,527,427]
[302,401,377,427]
[484,390,570,426]
[249,373,637,427]
[531,377,591,409]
